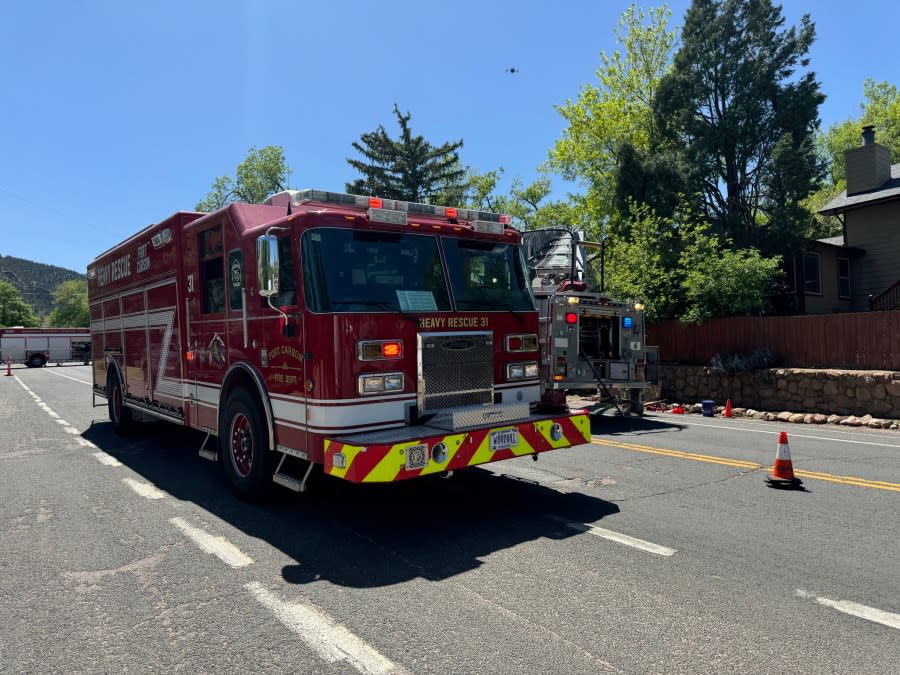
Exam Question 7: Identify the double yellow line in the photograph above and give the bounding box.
[590,436,900,493]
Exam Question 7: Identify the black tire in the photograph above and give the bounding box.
[107,372,136,434]
[220,391,274,500]
[27,353,46,368]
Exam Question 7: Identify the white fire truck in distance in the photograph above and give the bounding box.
[88,189,591,498]
[522,227,651,415]
[0,327,91,367]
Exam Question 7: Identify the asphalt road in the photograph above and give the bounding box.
[2,364,898,673]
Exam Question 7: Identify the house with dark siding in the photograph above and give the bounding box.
[815,126,900,313]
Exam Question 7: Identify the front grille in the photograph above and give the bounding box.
[419,332,493,413]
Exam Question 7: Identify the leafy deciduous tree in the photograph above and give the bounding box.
[822,79,900,184]
[604,201,782,323]
[551,4,677,238]
[47,279,89,327]
[0,280,38,327]
[196,146,291,211]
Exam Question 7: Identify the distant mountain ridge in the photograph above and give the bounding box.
[0,255,85,316]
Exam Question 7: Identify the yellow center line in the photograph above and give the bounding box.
[590,435,900,493]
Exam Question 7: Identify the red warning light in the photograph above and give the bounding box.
[382,341,402,358]
[565,312,578,324]
[368,197,383,209]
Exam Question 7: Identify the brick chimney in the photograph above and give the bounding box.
[845,125,891,195]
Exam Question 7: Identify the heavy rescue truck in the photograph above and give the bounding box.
[88,189,590,498]
[522,227,651,415]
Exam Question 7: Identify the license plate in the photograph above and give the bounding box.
[404,443,429,471]
[490,428,519,452]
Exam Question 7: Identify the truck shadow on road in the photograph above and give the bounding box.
[82,421,620,589]
[588,413,688,437]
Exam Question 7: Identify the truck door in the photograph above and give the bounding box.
[261,235,307,455]
[184,221,228,432]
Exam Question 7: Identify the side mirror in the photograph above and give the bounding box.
[257,235,280,298]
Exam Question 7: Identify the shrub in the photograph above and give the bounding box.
[709,347,778,374]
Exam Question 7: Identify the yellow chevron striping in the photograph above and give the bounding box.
[418,433,466,476]
[325,442,366,480]
[468,427,536,466]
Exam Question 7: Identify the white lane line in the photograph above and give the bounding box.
[123,477,167,500]
[63,426,81,435]
[796,590,900,630]
[75,437,98,449]
[93,451,122,467]
[548,516,677,557]
[44,369,92,385]
[649,415,900,449]
[169,517,253,568]
[245,582,405,675]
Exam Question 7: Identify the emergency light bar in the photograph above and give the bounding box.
[286,189,511,228]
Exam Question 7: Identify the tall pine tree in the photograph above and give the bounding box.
[622,0,825,254]
[346,104,466,204]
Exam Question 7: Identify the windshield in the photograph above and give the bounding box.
[301,228,534,313]
[441,238,535,312]
[301,229,451,312]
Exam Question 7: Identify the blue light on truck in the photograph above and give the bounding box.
[623,317,633,329]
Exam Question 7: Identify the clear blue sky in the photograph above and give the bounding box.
[1,0,896,273]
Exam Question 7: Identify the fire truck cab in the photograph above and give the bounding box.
[523,227,651,415]
[88,190,590,498]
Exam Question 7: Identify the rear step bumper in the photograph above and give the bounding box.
[323,411,590,483]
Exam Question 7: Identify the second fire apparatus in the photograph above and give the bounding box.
[88,189,590,498]
[522,227,651,414]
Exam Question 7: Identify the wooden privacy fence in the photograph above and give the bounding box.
[648,311,900,370]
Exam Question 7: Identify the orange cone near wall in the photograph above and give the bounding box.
[724,399,733,418]
[766,431,803,488]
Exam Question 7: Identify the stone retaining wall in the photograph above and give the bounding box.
[660,365,900,418]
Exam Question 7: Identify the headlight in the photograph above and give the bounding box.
[507,361,538,381]
[358,372,404,395]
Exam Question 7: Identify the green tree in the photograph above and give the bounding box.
[636,0,824,254]
[603,201,781,323]
[807,79,900,237]
[819,79,900,186]
[346,104,466,203]
[550,4,677,238]
[0,280,38,327]
[196,145,291,211]
[47,279,89,327]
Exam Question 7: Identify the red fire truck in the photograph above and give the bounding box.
[88,189,590,497]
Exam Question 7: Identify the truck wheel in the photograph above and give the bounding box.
[107,372,135,434]
[220,391,273,500]
[27,353,46,368]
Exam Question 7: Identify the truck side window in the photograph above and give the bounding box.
[199,227,225,314]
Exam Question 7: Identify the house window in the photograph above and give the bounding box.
[804,252,821,295]
[837,257,851,299]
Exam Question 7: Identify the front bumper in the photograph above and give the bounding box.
[324,411,590,483]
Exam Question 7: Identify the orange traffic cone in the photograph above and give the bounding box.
[724,399,733,418]
[4,357,11,377]
[766,431,803,489]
